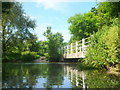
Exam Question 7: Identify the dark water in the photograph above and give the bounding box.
[2,62,120,89]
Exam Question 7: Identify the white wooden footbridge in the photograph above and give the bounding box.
[63,38,89,59]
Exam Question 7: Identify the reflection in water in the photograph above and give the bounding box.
[2,63,120,88]
[64,65,88,89]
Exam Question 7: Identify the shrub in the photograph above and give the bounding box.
[21,51,40,62]
[2,52,21,62]
[85,21,119,68]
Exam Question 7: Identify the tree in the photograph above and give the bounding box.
[43,27,64,61]
[2,2,36,53]
[2,2,39,62]
[68,12,98,41]
[68,2,120,42]
[92,2,120,28]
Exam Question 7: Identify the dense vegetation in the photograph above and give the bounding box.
[2,2,64,62]
[86,22,119,68]
[2,2,38,62]
[68,2,120,68]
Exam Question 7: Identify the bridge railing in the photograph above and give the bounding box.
[63,37,89,58]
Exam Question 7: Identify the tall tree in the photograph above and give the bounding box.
[2,2,40,62]
[43,27,64,61]
[68,12,98,41]
[2,2,36,53]
[68,2,120,42]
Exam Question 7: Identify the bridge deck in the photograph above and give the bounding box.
[64,52,85,59]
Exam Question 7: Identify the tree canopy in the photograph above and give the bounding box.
[68,2,120,42]
[2,2,40,62]
[43,27,64,62]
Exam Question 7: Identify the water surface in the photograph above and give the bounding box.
[2,62,120,88]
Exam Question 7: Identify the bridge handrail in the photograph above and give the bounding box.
[63,37,90,58]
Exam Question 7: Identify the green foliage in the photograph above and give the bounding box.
[67,2,120,68]
[21,51,40,62]
[77,62,98,70]
[2,2,64,62]
[2,52,21,62]
[43,27,64,61]
[68,13,98,41]
[37,41,48,56]
[85,23,119,68]
[2,2,36,53]
[97,2,119,19]
[68,2,120,42]
[2,2,43,62]
[3,51,40,62]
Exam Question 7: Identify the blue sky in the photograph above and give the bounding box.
[22,1,97,42]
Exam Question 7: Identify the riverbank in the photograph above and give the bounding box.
[77,62,120,75]
[106,65,120,76]
[3,58,120,75]
[33,57,49,63]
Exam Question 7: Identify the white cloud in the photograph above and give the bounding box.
[37,1,58,9]
[35,0,67,11]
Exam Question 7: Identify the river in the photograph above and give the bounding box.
[2,62,120,89]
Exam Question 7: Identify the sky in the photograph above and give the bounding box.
[22,1,97,42]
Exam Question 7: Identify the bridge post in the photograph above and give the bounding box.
[76,41,78,53]
[71,43,73,54]
[63,46,66,54]
[63,46,64,55]
[82,38,85,48]
[63,46,66,58]
[82,38,85,57]
[67,45,69,55]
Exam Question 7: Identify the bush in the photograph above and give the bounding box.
[44,53,49,60]
[2,51,40,62]
[85,21,119,68]
[2,52,21,62]
[21,51,40,62]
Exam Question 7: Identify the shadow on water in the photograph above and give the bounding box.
[2,62,120,89]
